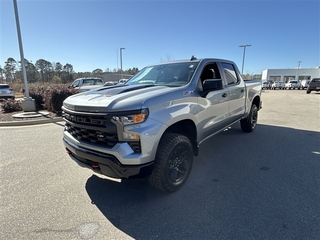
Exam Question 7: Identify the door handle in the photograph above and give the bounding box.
[241,88,244,92]
[222,93,227,98]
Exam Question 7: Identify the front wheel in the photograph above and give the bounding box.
[240,104,258,133]
[149,133,193,193]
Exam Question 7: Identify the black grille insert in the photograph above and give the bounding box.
[63,112,118,148]
[63,111,141,152]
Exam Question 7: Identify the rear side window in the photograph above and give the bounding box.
[221,62,240,85]
[94,79,103,85]
[0,84,9,89]
[83,79,95,85]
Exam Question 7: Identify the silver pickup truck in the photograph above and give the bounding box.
[62,57,262,193]
[70,77,104,92]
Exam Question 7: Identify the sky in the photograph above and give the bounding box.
[0,0,319,74]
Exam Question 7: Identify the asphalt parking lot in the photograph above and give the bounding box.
[0,89,319,239]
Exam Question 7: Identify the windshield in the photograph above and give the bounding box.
[126,62,199,87]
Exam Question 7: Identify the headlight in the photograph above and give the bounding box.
[112,108,149,125]
[112,109,149,140]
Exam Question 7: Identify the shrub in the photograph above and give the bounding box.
[1,99,22,113]
[29,86,46,110]
[10,82,24,94]
[44,85,78,114]
[52,76,62,84]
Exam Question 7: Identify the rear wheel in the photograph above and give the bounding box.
[306,90,311,94]
[241,104,258,132]
[149,133,193,193]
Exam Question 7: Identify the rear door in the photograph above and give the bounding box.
[220,61,246,124]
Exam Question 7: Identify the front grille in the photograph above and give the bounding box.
[65,123,118,148]
[63,111,141,152]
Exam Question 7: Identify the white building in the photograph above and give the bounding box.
[262,67,320,82]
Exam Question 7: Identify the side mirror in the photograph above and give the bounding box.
[203,79,223,91]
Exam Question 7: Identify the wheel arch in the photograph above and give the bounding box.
[252,95,261,110]
[162,119,198,156]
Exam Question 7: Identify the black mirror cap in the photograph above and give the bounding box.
[203,79,223,91]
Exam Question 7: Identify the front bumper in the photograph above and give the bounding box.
[64,137,154,179]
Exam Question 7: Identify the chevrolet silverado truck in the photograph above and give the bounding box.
[62,57,262,193]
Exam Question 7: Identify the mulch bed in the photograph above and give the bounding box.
[0,110,60,122]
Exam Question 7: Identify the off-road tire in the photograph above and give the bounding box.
[240,104,258,133]
[149,133,193,193]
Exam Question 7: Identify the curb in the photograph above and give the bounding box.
[0,117,64,127]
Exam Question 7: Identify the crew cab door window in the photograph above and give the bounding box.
[200,63,221,84]
[221,63,240,85]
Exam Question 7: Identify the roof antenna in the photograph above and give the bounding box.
[190,55,197,61]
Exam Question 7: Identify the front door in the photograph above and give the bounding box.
[197,62,230,142]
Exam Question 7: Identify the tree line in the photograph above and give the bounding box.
[0,57,140,84]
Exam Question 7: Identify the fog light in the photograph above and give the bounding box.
[123,132,140,140]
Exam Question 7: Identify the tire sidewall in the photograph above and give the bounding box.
[250,104,258,130]
[241,104,258,132]
[163,140,193,189]
[150,133,193,193]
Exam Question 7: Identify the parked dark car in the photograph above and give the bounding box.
[0,84,15,100]
[306,78,320,94]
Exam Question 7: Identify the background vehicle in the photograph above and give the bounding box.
[62,57,262,193]
[271,81,285,89]
[300,80,310,89]
[306,78,320,94]
[0,84,15,100]
[70,77,104,92]
[104,81,115,86]
[262,81,268,89]
[285,80,301,90]
[118,79,128,84]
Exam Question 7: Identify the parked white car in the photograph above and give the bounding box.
[300,80,310,89]
[262,81,268,89]
[118,79,128,85]
[285,80,301,89]
[271,81,285,89]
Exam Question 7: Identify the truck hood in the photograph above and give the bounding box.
[63,84,177,113]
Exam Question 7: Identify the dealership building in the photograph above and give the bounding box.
[261,67,320,82]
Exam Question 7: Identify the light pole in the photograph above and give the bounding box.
[13,0,35,111]
[296,61,301,81]
[120,47,125,80]
[239,44,251,75]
